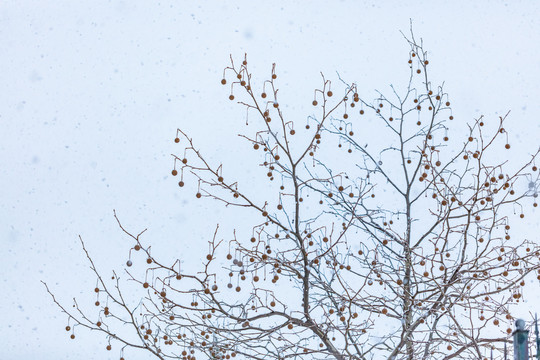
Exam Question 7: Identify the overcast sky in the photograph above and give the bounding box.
[1,1,539,359]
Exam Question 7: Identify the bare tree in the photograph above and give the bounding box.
[44,32,540,360]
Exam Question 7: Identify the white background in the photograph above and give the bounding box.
[1,1,539,359]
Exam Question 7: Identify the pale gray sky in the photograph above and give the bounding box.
[1,1,539,359]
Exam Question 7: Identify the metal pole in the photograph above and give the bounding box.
[513,319,529,360]
[535,313,539,360]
